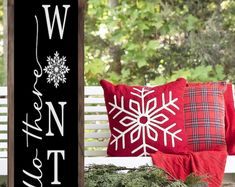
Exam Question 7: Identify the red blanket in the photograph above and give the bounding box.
[151,151,227,187]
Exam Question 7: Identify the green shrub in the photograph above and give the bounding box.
[85,165,207,187]
[0,182,6,187]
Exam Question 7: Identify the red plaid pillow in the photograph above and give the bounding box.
[224,83,235,155]
[184,82,227,152]
[100,78,188,157]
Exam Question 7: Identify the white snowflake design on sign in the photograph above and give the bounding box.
[44,51,70,88]
[108,87,183,156]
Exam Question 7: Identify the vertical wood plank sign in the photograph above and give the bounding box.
[8,0,83,186]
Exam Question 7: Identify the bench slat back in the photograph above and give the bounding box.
[1,86,235,174]
[85,86,109,157]
[0,87,7,158]
[0,86,109,157]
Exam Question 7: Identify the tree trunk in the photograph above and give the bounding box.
[108,0,122,75]
[109,46,122,75]
[109,0,118,8]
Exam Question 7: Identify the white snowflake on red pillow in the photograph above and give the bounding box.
[101,78,188,157]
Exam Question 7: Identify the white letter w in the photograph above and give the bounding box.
[42,5,70,39]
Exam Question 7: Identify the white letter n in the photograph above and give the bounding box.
[42,5,70,39]
[45,102,66,136]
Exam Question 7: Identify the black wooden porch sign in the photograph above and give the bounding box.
[14,0,78,186]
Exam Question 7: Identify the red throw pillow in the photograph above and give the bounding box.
[100,78,188,157]
[184,82,227,152]
[224,83,235,155]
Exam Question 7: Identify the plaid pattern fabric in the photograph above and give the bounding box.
[184,82,227,152]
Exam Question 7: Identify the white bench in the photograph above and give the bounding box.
[1,86,235,176]
[83,86,235,173]
[0,87,7,176]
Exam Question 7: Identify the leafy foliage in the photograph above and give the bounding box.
[149,64,225,85]
[0,182,6,187]
[85,164,207,187]
[0,58,6,86]
[85,0,235,85]
[0,0,5,86]
[184,173,208,187]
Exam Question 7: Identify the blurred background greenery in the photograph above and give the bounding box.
[0,0,235,86]
[85,0,235,85]
[0,0,4,86]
